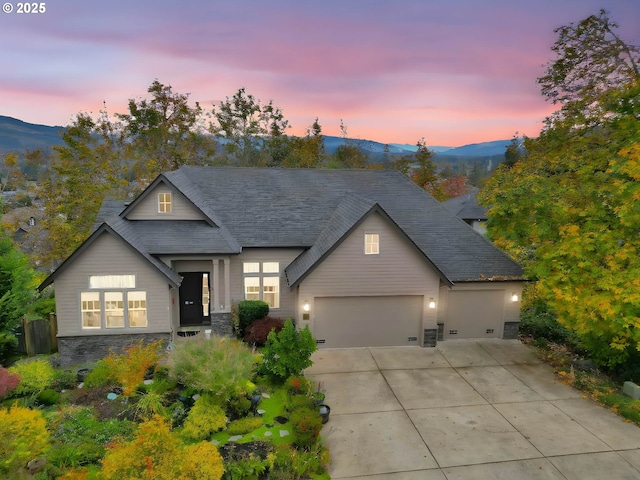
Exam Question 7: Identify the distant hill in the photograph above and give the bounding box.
[0,115,510,161]
[0,115,65,154]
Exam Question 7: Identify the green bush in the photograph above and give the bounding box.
[227,390,253,420]
[83,361,117,388]
[287,394,315,413]
[285,375,312,396]
[8,358,55,395]
[0,332,17,364]
[238,300,269,333]
[181,394,227,441]
[290,407,322,448]
[258,319,317,383]
[519,302,577,345]
[169,335,255,400]
[226,416,263,435]
[51,369,77,390]
[49,405,136,446]
[36,388,60,405]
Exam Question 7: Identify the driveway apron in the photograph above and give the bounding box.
[305,340,640,479]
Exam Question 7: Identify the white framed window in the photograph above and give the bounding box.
[89,274,135,289]
[263,262,279,273]
[244,277,260,301]
[158,192,172,213]
[365,233,379,255]
[262,276,280,308]
[243,262,260,273]
[128,291,148,327]
[105,292,124,328]
[81,292,101,329]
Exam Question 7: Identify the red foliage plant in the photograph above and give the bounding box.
[0,366,21,398]
[243,316,284,346]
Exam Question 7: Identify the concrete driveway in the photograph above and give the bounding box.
[305,339,640,479]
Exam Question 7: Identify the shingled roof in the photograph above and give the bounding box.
[161,166,523,283]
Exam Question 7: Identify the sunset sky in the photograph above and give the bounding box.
[1,0,638,146]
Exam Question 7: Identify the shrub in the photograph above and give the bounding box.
[258,319,317,383]
[287,394,315,412]
[238,300,269,333]
[285,375,312,396]
[226,389,253,420]
[100,415,224,480]
[0,405,50,477]
[36,388,60,405]
[52,368,77,390]
[181,394,227,441]
[223,453,268,480]
[0,332,18,364]
[102,340,164,396]
[49,405,136,447]
[83,361,117,389]
[169,335,255,399]
[290,407,322,448]
[519,302,577,345]
[130,390,167,421]
[8,357,56,395]
[0,366,20,398]
[226,416,263,435]
[243,316,284,346]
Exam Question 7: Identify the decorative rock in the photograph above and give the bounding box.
[264,431,272,437]
[623,381,640,400]
[211,439,220,446]
[279,430,289,437]
[27,457,47,474]
[192,394,201,401]
[143,379,154,385]
[257,409,266,415]
[229,435,243,442]
[107,392,118,400]
[77,383,84,389]
[261,393,270,399]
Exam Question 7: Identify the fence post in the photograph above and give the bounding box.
[22,317,32,356]
[49,313,58,353]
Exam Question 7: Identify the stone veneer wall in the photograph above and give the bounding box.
[423,328,438,347]
[57,333,170,367]
[503,322,520,340]
[210,312,233,337]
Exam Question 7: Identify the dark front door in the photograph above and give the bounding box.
[179,272,208,325]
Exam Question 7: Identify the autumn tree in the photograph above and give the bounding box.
[284,118,326,168]
[117,80,215,179]
[412,138,437,188]
[480,11,640,368]
[329,120,369,169]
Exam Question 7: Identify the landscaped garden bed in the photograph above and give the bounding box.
[0,319,330,479]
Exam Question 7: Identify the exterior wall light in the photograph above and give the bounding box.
[302,301,310,321]
[428,298,436,309]
[511,293,519,302]
[303,302,310,312]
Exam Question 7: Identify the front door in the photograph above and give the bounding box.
[179,272,209,325]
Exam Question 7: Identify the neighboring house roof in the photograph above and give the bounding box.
[440,190,488,221]
[41,166,523,290]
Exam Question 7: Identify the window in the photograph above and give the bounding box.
[365,233,379,255]
[158,192,172,213]
[244,277,260,301]
[128,291,148,327]
[81,274,147,329]
[242,262,280,308]
[81,292,101,329]
[105,292,124,328]
[89,275,135,289]
[263,276,280,308]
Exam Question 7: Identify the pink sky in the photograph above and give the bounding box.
[1,0,638,146]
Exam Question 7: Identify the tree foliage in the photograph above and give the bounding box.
[480,11,640,367]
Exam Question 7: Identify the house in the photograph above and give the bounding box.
[441,190,488,235]
[40,167,524,366]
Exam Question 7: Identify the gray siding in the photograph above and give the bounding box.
[229,248,305,320]
[126,184,206,220]
[54,232,172,337]
[299,212,441,335]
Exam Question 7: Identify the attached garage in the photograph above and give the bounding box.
[313,295,423,348]
[444,290,505,339]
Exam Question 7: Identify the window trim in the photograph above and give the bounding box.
[158,192,172,213]
[242,261,280,309]
[80,289,147,330]
[365,233,379,255]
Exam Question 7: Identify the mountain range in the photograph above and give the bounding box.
[0,115,512,158]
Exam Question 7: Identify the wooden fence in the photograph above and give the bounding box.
[14,314,58,356]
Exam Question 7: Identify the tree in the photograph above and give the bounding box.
[538,9,639,125]
[503,132,525,168]
[212,87,288,166]
[330,120,369,169]
[412,138,437,188]
[117,80,215,179]
[283,118,325,168]
[480,11,640,368]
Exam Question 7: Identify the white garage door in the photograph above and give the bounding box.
[314,296,423,348]
[445,290,504,339]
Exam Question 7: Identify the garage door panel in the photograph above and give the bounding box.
[445,290,504,339]
[314,296,422,348]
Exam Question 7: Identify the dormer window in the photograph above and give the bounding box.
[158,192,172,213]
[365,233,379,255]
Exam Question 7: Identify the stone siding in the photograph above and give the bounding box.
[423,328,438,347]
[210,312,234,337]
[57,333,170,367]
[503,322,520,339]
